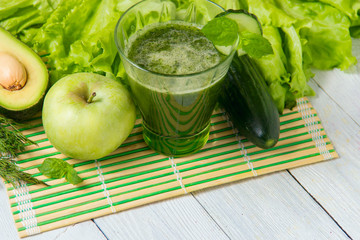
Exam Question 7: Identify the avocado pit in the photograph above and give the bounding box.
[0,52,27,91]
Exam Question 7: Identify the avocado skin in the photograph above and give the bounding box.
[0,76,49,121]
[0,94,45,122]
[0,79,49,122]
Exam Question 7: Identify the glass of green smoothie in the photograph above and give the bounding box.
[115,0,238,157]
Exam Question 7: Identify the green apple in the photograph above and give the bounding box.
[42,73,136,160]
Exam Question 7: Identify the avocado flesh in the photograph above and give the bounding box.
[0,27,48,120]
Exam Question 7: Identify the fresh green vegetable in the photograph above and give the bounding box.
[277,0,356,71]
[311,0,360,38]
[250,25,291,113]
[38,158,83,185]
[212,10,280,149]
[0,115,43,186]
[219,54,280,149]
[0,0,59,36]
[210,0,245,10]
[218,9,262,35]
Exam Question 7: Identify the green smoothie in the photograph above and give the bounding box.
[127,22,222,75]
[125,21,225,156]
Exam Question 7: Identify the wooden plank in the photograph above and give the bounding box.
[93,194,229,240]
[0,183,107,240]
[191,171,348,239]
[0,184,19,240]
[286,39,360,239]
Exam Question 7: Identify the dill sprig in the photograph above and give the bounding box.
[0,158,43,185]
[0,115,44,186]
[0,116,36,156]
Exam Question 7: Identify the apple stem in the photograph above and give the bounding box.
[87,92,96,103]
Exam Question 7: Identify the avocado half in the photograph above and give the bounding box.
[0,27,49,121]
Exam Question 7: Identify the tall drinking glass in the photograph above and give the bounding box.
[115,0,237,157]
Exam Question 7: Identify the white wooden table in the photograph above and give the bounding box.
[1,39,360,240]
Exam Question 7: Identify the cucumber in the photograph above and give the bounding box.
[219,54,280,149]
[217,10,280,149]
[217,9,262,56]
[218,9,262,35]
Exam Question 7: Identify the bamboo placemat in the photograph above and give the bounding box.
[2,97,337,238]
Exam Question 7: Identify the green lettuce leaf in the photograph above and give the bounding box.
[211,0,245,10]
[244,0,357,71]
[313,0,360,28]
[282,25,315,100]
[0,0,59,36]
[252,26,291,112]
[244,0,297,27]
[25,0,124,85]
[275,0,357,70]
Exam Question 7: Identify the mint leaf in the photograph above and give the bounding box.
[202,13,273,59]
[38,158,68,179]
[239,31,273,59]
[201,17,238,46]
[38,158,83,185]
[65,168,83,185]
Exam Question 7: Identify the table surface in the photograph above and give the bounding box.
[1,39,360,240]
